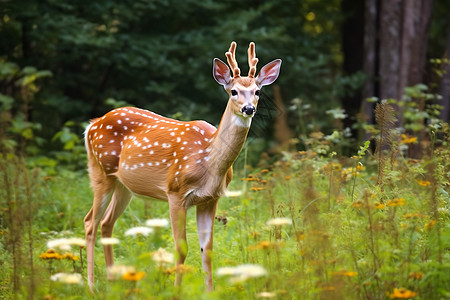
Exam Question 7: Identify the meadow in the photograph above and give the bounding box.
[1,106,449,299]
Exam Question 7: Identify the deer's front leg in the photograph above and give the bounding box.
[196,201,218,292]
[168,199,187,286]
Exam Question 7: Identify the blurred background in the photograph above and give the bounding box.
[0,0,449,170]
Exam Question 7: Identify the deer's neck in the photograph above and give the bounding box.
[208,102,251,176]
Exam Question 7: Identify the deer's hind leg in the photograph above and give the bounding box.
[84,158,116,291]
[100,182,132,280]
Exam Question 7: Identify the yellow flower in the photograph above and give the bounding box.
[416,180,431,187]
[386,198,405,207]
[408,272,424,280]
[39,249,62,260]
[389,287,416,298]
[163,264,193,275]
[261,169,269,174]
[122,271,146,281]
[374,203,386,209]
[351,201,363,208]
[62,253,80,261]
[401,134,418,144]
[404,213,427,219]
[332,270,358,277]
[284,176,291,180]
[248,241,280,251]
[250,187,264,192]
[424,220,437,230]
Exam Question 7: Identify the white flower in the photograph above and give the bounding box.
[257,292,276,298]
[217,264,267,283]
[100,237,120,245]
[151,248,175,265]
[145,218,169,228]
[125,226,154,237]
[225,190,243,197]
[65,237,86,247]
[47,237,85,250]
[50,273,83,285]
[216,267,237,276]
[107,265,136,277]
[266,218,292,226]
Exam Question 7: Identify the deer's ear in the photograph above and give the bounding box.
[257,59,282,87]
[213,58,231,87]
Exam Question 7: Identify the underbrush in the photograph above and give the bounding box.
[1,131,449,299]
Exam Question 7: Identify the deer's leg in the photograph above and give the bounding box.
[84,163,115,291]
[168,197,187,287]
[196,201,218,292]
[100,182,132,280]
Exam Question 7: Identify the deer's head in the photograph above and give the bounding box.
[213,42,281,125]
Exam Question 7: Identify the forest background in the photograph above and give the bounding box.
[1,0,449,165]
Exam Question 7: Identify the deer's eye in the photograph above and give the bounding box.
[255,90,260,96]
[231,90,238,96]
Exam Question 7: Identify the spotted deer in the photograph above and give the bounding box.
[84,41,281,291]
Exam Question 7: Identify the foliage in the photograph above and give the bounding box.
[0,0,358,157]
[1,113,448,299]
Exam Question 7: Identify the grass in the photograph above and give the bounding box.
[1,134,449,299]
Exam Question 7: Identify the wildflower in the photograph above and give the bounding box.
[47,237,85,251]
[122,271,146,281]
[125,226,154,237]
[244,174,260,182]
[151,248,175,265]
[39,249,62,260]
[424,220,437,230]
[416,180,431,187]
[284,176,291,180]
[249,231,261,238]
[374,202,386,209]
[62,253,80,261]
[257,291,276,298]
[386,198,406,207]
[309,131,324,139]
[332,270,358,277]
[225,190,243,197]
[401,134,418,144]
[351,201,363,208]
[403,213,427,219]
[108,265,136,277]
[66,237,86,247]
[217,264,267,283]
[408,272,424,280]
[389,287,416,298]
[261,169,269,174]
[100,237,120,245]
[50,273,83,285]
[250,187,264,192]
[163,264,193,275]
[266,218,292,226]
[145,218,169,228]
[248,241,280,251]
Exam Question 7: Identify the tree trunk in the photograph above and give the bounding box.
[439,27,450,122]
[361,0,378,138]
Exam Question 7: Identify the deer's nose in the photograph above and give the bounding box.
[241,105,255,116]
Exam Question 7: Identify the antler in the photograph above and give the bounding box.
[247,42,258,78]
[225,41,241,78]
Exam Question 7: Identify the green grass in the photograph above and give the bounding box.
[0,145,449,300]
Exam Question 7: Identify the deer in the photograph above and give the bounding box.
[84,41,281,291]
